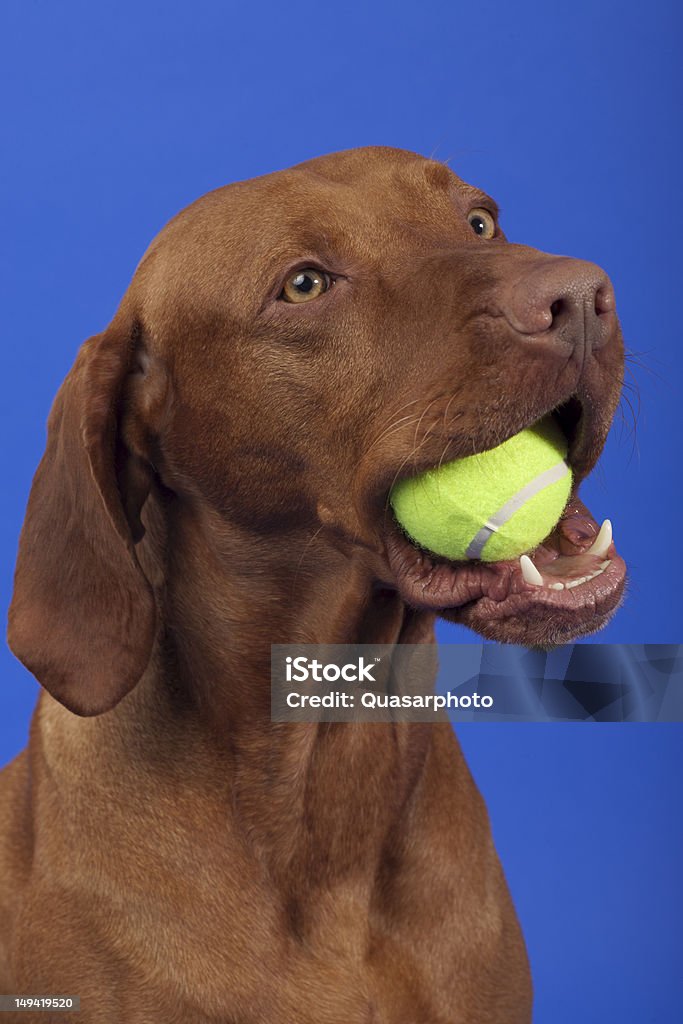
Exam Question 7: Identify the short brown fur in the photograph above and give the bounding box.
[1,146,625,1022]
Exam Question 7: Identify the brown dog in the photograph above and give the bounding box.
[1,146,625,1022]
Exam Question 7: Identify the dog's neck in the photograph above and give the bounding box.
[140,494,436,727]
[132,495,438,892]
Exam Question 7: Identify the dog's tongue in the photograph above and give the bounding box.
[518,507,613,590]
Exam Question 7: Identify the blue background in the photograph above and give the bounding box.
[1,1,681,1019]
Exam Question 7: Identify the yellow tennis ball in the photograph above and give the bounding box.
[390,416,572,562]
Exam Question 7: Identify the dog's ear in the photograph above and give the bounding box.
[7,310,158,716]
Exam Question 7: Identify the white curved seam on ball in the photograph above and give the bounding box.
[465,460,570,560]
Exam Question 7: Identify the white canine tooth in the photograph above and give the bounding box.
[520,554,543,586]
[549,582,565,590]
[587,519,613,558]
[600,559,611,570]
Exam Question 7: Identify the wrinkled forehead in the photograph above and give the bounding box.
[133,148,490,323]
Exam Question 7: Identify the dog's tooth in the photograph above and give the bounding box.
[549,582,565,590]
[586,519,612,558]
[600,559,611,570]
[565,564,612,587]
[566,576,590,589]
[520,554,543,586]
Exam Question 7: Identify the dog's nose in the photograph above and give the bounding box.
[503,259,616,353]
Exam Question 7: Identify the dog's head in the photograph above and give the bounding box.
[8,146,626,715]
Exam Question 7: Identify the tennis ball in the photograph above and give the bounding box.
[390,416,572,562]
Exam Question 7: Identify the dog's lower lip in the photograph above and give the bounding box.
[384,497,627,640]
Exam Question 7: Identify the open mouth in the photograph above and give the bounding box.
[384,403,627,645]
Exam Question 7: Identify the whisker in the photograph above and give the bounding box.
[365,412,424,457]
[624,345,668,386]
[383,432,436,514]
[290,524,325,596]
[412,396,443,452]
[440,390,463,436]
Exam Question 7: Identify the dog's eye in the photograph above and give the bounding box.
[280,268,331,303]
[467,208,496,239]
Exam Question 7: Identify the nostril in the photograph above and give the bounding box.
[549,298,565,324]
[595,284,615,315]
